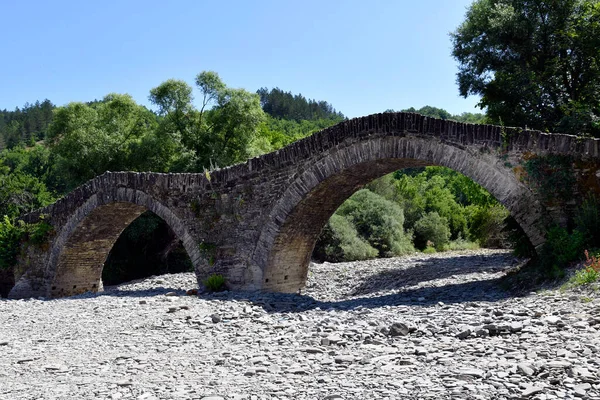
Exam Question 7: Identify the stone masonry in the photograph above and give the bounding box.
[7,112,600,299]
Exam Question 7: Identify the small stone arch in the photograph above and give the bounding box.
[44,187,200,298]
[253,135,547,293]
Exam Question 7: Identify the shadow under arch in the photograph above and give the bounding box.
[253,135,546,293]
[43,188,200,298]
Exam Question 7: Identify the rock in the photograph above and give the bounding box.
[211,314,222,323]
[165,291,178,297]
[456,328,471,339]
[517,363,535,376]
[522,385,544,397]
[389,322,410,337]
[454,368,485,379]
[186,289,198,296]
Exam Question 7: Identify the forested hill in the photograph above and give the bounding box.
[257,87,344,122]
[0,100,54,149]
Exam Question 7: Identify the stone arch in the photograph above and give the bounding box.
[253,135,546,293]
[45,187,200,298]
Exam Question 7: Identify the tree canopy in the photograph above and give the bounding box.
[452,0,600,136]
[257,87,345,122]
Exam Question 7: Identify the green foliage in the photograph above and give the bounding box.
[570,268,599,285]
[538,226,585,277]
[414,212,451,251]
[257,87,344,121]
[400,106,487,124]
[451,0,600,136]
[575,194,600,248]
[445,238,480,251]
[523,155,575,202]
[467,204,510,247]
[47,94,161,190]
[0,168,55,218]
[203,273,226,292]
[313,214,378,262]
[336,189,413,257]
[0,100,54,149]
[422,246,437,254]
[198,241,217,266]
[0,216,54,270]
[566,250,600,286]
[0,216,23,270]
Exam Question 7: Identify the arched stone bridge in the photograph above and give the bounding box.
[8,112,600,299]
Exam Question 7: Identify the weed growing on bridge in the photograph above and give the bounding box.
[523,155,575,202]
[198,242,217,266]
[203,273,226,292]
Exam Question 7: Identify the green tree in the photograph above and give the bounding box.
[47,94,159,190]
[149,71,265,170]
[452,0,600,135]
[336,189,414,257]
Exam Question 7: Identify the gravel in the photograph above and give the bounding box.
[1,249,599,399]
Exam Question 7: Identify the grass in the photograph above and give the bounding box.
[203,273,226,292]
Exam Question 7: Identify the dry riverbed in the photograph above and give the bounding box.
[1,249,599,400]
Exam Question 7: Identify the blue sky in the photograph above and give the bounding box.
[0,0,480,118]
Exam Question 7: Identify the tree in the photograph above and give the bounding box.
[47,94,159,190]
[452,0,600,136]
[149,71,265,170]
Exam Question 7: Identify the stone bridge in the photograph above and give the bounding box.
[7,112,600,299]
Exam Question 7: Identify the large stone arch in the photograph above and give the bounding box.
[253,135,547,293]
[25,187,200,298]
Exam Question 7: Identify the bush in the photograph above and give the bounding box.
[0,216,54,270]
[445,237,480,251]
[467,205,510,247]
[413,212,451,251]
[0,216,23,270]
[313,214,378,262]
[203,274,226,292]
[575,195,600,248]
[538,226,585,277]
[336,189,413,257]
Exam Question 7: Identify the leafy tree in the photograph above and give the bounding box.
[452,0,600,135]
[313,214,378,262]
[413,211,451,251]
[336,189,414,257]
[149,71,266,170]
[47,94,160,190]
[400,106,487,124]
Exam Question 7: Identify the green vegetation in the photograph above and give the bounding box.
[0,216,54,270]
[315,166,512,262]
[203,274,227,292]
[452,0,600,136]
[564,250,600,288]
[396,106,487,124]
[0,72,346,284]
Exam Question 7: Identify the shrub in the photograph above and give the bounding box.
[0,216,23,270]
[337,189,413,257]
[538,226,585,278]
[0,216,54,270]
[413,212,451,251]
[467,204,510,247]
[445,237,480,251]
[203,273,226,292]
[313,214,378,262]
[575,195,600,248]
